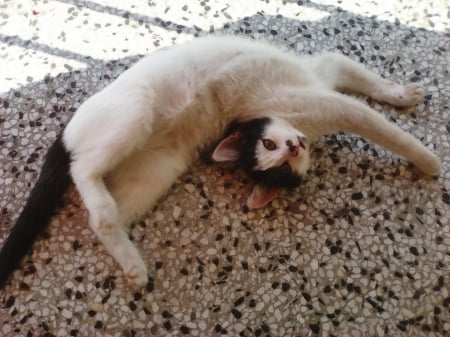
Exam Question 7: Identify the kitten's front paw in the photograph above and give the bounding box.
[391,83,424,107]
[125,263,148,289]
[416,152,441,176]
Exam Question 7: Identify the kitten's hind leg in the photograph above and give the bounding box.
[63,83,157,288]
[312,53,424,107]
[71,160,149,289]
[109,149,188,225]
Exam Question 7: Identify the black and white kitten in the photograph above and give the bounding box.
[0,36,440,289]
[212,117,308,208]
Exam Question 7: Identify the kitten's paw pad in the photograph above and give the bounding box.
[125,264,148,289]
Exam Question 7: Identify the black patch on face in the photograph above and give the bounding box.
[252,162,303,190]
[220,118,303,190]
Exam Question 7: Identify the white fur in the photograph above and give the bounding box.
[62,35,440,288]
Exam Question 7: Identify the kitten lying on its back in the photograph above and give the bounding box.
[0,36,440,289]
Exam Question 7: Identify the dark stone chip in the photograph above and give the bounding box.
[261,323,270,332]
[231,309,242,319]
[234,296,244,307]
[162,310,173,318]
[72,240,82,250]
[422,324,431,332]
[94,321,103,329]
[409,246,419,256]
[102,294,110,304]
[302,292,312,301]
[163,321,172,331]
[405,229,413,237]
[309,323,320,334]
[19,282,30,290]
[180,325,190,334]
[330,246,340,254]
[128,301,137,311]
[146,279,154,292]
[397,324,406,331]
[5,296,15,308]
[443,296,450,307]
[282,283,290,291]
[352,192,363,200]
[442,193,449,205]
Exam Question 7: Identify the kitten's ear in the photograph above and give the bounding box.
[247,184,279,209]
[212,133,243,162]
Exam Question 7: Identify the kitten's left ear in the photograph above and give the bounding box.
[247,184,279,209]
[212,133,243,162]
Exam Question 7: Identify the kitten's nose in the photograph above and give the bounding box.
[286,139,299,157]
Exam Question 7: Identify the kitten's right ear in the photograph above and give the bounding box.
[212,133,243,162]
[247,184,279,209]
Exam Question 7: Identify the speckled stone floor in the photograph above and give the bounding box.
[0,0,449,336]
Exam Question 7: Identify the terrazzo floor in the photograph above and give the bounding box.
[0,0,449,336]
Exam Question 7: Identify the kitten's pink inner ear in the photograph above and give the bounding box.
[212,133,242,162]
[247,184,279,209]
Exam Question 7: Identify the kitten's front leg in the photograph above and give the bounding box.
[373,82,424,107]
[282,89,441,175]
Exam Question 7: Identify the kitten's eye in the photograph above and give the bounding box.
[262,139,277,151]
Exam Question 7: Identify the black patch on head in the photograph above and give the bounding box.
[220,118,303,190]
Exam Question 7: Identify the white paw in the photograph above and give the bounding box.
[417,153,441,176]
[125,262,148,289]
[391,83,424,107]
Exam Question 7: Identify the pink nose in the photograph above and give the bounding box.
[290,147,299,157]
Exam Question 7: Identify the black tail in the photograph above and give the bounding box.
[0,134,72,289]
